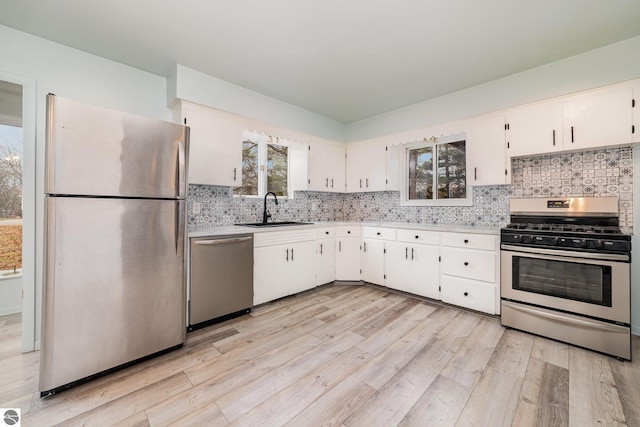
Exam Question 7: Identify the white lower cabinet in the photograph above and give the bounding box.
[385,241,440,299]
[253,229,317,306]
[316,227,336,285]
[440,275,496,314]
[335,226,362,281]
[439,232,499,314]
[361,238,385,285]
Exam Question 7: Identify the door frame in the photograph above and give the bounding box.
[0,71,37,352]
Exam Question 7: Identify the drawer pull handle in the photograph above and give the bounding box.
[377,232,381,236]
[464,239,469,244]
[415,235,419,239]
[347,230,351,234]
[464,292,469,297]
[464,262,469,266]
[325,231,329,235]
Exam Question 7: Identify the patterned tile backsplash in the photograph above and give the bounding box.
[188,146,633,233]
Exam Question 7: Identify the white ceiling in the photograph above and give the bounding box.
[1,0,640,123]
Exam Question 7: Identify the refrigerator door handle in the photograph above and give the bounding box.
[176,200,185,255]
[177,138,187,199]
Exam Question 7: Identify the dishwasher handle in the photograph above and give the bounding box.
[194,236,253,245]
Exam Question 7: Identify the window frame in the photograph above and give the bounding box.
[400,132,472,207]
[233,130,293,199]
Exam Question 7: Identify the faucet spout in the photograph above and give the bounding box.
[262,192,279,224]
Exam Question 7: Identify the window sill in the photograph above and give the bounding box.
[399,197,473,207]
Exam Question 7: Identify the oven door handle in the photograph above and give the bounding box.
[500,244,629,262]
[503,301,629,332]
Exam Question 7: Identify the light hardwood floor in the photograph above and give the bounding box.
[1,283,639,426]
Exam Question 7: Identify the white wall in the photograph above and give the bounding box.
[169,65,346,142]
[346,36,640,141]
[0,24,173,349]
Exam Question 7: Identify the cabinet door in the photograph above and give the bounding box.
[308,140,345,192]
[466,114,508,186]
[386,242,439,299]
[181,102,243,186]
[288,240,318,294]
[335,237,361,281]
[317,238,336,285]
[346,140,387,192]
[361,239,385,285]
[253,245,289,305]
[564,86,633,150]
[506,99,564,157]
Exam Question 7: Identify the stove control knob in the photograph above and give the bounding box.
[594,240,605,249]
[571,238,587,248]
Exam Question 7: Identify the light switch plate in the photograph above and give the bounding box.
[192,202,202,214]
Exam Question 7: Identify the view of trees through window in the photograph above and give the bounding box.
[233,134,289,197]
[0,124,23,273]
[407,139,466,201]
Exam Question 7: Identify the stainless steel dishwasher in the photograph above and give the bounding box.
[188,234,253,331]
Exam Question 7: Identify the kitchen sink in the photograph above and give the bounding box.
[235,221,314,227]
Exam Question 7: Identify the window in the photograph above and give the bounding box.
[233,131,289,197]
[402,133,469,205]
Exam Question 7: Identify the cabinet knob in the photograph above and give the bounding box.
[464,262,469,266]
[415,235,419,239]
[376,232,381,236]
[464,292,469,297]
[347,230,351,234]
[325,231,329,235]
[464,239,469,244]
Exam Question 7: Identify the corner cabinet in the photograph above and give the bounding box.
[253,229,317,305]
[335,226,362,281]
[316,226,336,285]
[178,101,243,187]
[346,139,388,192]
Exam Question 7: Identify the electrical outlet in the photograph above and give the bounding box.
[192,202,202,214]
[311,200,319,211]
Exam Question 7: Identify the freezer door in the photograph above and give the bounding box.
[40,197,186,393]
[46,94,188,199]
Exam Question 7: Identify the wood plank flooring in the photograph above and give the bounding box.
[1,283,639,426]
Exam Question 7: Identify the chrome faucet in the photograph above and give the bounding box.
[262,192,278,224]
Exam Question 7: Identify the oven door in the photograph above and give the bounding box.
[500,245,630,325]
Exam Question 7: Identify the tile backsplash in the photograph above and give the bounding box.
[188,145,634,233]
[511,146,633,232]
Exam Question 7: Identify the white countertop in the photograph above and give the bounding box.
[188,221,501,238]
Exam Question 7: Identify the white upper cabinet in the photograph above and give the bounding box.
[346,139,387,192]
[505,83,635,159]
[505,99,564,157]
[307,138,346,192]
[563,85,634,150]
[466,114,508,186]
[178,101,243,186]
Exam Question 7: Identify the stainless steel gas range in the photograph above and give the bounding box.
[500,197,631,360]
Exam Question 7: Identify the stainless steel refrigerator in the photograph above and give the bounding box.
[39,94,189,396]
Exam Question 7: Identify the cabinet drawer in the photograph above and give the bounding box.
[441,275,496,314]
[397,229,440,245]
[362,227,396,240]
[316,226,335,238]
[441,232,497,250]
[440,247,496,282]
[336,225,362,237]
[253,228,317,247]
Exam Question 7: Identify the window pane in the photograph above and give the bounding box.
[267,144,288,197]
[408,146,433,200]
[233,139,259,196]
[437,140,466,199]
[0,124,23,273]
